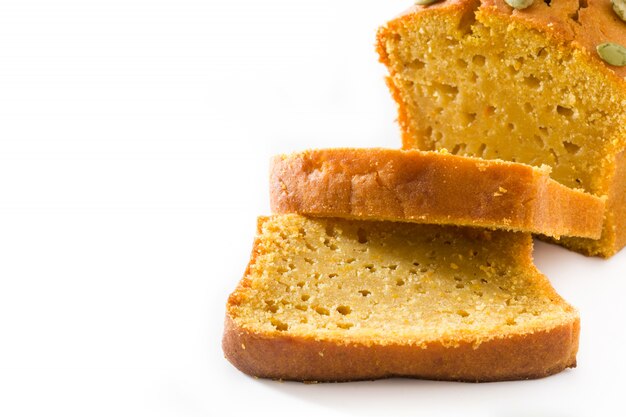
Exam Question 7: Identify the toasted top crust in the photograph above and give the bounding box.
[387,0,626,79]
[270,148,606,238]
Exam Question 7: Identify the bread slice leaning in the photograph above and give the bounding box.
[223,214,580,382]
[270,148,605,239]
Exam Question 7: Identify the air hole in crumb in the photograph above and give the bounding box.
[396,279,405,286]
[295,304,308,311]
[323,238,338,251]
[357,228,368,244]
[345,258,356,264]
[563,141,580,154]
[365,264,376,272]
[457,310,470,318]
[537,48,548,59]
[270,318,288,331]
[304,257,314,265]
[533,135,545,149]
[485,105,496,116]
[472,55,486,66]
[409,269,417,275]
[328,273,338,278]
[456,283,465,289]
[523,75,541,89]
[359,290,371,297]
[481,278,488,284]
[456,58,468,69]
[266,304,278,313]
[454,276,462,281]
[297,281,305,288]
[523,102,533,113]
[315,307,330,316]
[539,126,549,136]
[325,224,336,237]
[556,105,574,118]
[507,123,515,131]
[506,318,517,326]
[451,143,467,155]
[301,294,310,302]
[408,58,425,70]
[476,143,487,158]
[337,322,353,330]
[474,291,483,297]
[425,126,433,138]
[385,264,398,271]
[434,83,459,98]
[337,305,352,315]
[461,112,476,126]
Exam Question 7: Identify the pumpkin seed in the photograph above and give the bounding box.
[612,0,626,22]
[597,42,626,67]
[504,0,534,9]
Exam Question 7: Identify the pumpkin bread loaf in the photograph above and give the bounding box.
[377,0,626,257]
[270,148,605,239]
[223,214,580,382]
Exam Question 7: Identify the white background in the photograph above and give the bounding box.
[0,0,623,416]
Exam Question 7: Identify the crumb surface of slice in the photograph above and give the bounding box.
[223,214,580,382]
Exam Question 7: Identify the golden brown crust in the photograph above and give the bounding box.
[379,0,626,79]
[270,148,605,239]
[223,314,579,382]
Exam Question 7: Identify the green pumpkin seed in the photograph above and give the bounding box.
[597,42,626,67]
[414,0,442,5]
[504,0,534,9]
[612,0,626,22]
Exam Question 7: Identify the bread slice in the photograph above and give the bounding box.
[270,148,605,239]
[223,214,580,382]
[376,0,626,257]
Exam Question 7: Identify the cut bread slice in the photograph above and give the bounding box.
[223,214,580,382]
[270,148,605,239]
